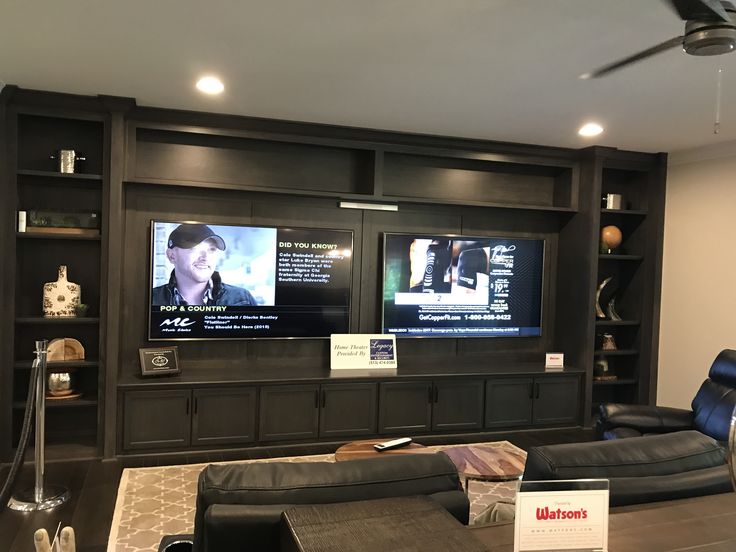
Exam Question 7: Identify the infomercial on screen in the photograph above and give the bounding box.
[382,233,544,338]
[149,221,353,340]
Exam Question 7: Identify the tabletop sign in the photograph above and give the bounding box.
[330,334,397,370]
[514,479,609,552]
[139,346,180,377]
[544,352,565,371]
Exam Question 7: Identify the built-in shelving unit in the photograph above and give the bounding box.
[589,152,666,418]
[0,87,666,462]
[1,99,108,461]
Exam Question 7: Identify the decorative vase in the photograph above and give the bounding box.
[43,265,81,317]
[594,356,616,381]
[601,333,617,351]
[595,276,613,319]
[47,371,73,397]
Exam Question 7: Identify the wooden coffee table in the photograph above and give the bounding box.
[441,444,525,492]
[334,439,430,461]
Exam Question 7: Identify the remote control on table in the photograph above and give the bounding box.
[374,437,413,451]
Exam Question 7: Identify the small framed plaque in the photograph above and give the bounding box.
[139,347,180,377]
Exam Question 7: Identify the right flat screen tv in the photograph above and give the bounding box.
[382,233,545,338]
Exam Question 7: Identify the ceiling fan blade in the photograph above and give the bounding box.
[668,0,732,22]
[579,36,685,79]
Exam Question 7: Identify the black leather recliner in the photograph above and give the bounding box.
[597,349,736,441]
[189,453,468,552]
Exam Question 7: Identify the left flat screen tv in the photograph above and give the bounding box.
[148,221,353,340]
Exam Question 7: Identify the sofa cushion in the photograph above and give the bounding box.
[691,379,736,442]
[197,453,461,506]
[597,403,694,437]
[523,430,726,481]
[193,453,466,552]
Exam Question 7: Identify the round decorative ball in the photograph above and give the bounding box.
[601,225,623,250]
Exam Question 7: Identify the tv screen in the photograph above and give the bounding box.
[149,221,353,340]
[382,233,544,338]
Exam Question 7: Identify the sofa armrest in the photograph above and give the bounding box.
[597,403,694,438]
[201,504,285,552]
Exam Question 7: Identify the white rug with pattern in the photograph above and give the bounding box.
[107,441,524,552]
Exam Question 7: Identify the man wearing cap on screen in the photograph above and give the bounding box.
[151,223,257,306]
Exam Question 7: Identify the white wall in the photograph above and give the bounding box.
[658,144,736,407]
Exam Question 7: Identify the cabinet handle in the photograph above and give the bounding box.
[535,383,540,399]
[428,385,433,404]
[185,397,190,415]
[321,389,326,408]
[529,383,534,399]
[194,398,198,414]
[433,386,439,403]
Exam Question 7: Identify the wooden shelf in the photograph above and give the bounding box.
[125,177,577,214]
[15,316,100,325]
[593,378,638,386]
[13,442,100,462]
[601,208,647,216]
[17,231,101,241]
[380,194,577,213]
[595,320,640,326]
[598,254,644,261]
[14,360,100,370]
[17,169,102,181]
[594,349,639,356]
[12,398,97,409]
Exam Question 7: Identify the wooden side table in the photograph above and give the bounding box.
[441,445,525,492]
[334,439,430,461]
[281,496,488,552]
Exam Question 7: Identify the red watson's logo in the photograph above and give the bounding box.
[536,506,588,520]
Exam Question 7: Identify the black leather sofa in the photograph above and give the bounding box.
[522,429,732,506]
[161,453,467,552]
[597,349,736,441]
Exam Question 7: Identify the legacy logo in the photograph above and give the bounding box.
[369,339,394,360]
[160,317,196,327]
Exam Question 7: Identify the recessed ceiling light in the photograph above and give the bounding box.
[196,76,224,95]
[578,122,604,137]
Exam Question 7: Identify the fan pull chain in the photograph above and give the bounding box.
[714,68,723,134]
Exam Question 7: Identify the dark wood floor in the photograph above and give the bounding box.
[0,428,595,552]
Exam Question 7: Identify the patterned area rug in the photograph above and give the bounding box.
[107,441,524,552]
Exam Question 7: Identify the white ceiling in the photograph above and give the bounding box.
[2,0,736,154]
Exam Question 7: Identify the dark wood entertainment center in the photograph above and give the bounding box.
[0,87,666,462]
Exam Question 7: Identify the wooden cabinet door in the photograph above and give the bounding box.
[319,383,377,438]
[192,387,257,446]
[259,384,320,442]
[532,375,580,426]
[432,380,484,431]
[378,381,432,435]
[123,390,191,451]
[484,378,533,429]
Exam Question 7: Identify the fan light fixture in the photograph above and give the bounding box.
[196,76,225,95]
[578,123,604,137]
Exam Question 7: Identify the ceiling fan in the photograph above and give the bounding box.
[581,0,736,78]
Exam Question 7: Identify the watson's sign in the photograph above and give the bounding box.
[514,479,609,552]
[330,334,397,370]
